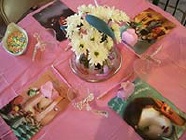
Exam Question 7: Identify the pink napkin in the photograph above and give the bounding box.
[40,81,59,100]
[122,28,138,46]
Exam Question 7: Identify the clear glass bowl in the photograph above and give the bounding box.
[70,46,122,82]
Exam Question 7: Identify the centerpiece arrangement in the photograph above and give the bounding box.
[65,4,130,82]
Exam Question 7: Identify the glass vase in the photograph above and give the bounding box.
[70,46,122,82]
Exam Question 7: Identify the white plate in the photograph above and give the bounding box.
[2,23,28,56]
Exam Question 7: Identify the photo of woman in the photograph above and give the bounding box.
[123,97,186,140]
[108,78,186,140]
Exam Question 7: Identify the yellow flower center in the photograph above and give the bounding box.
[94,51,99,57]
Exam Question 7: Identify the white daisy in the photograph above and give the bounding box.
[71,36,88,56]
[65,4,130,66]
[88,42,109,66]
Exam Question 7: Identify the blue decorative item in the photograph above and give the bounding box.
[85,14,116,40]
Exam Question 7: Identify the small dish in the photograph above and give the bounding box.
[2,22,28,56]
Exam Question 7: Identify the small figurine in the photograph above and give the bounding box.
[32,33,46,61]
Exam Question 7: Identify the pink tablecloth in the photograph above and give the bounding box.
[0,0,186,139]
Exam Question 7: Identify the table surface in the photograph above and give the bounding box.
[0,0,186,139]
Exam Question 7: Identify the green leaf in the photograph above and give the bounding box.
[85,14,116,40]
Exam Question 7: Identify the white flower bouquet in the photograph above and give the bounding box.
[65,4,130,66]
